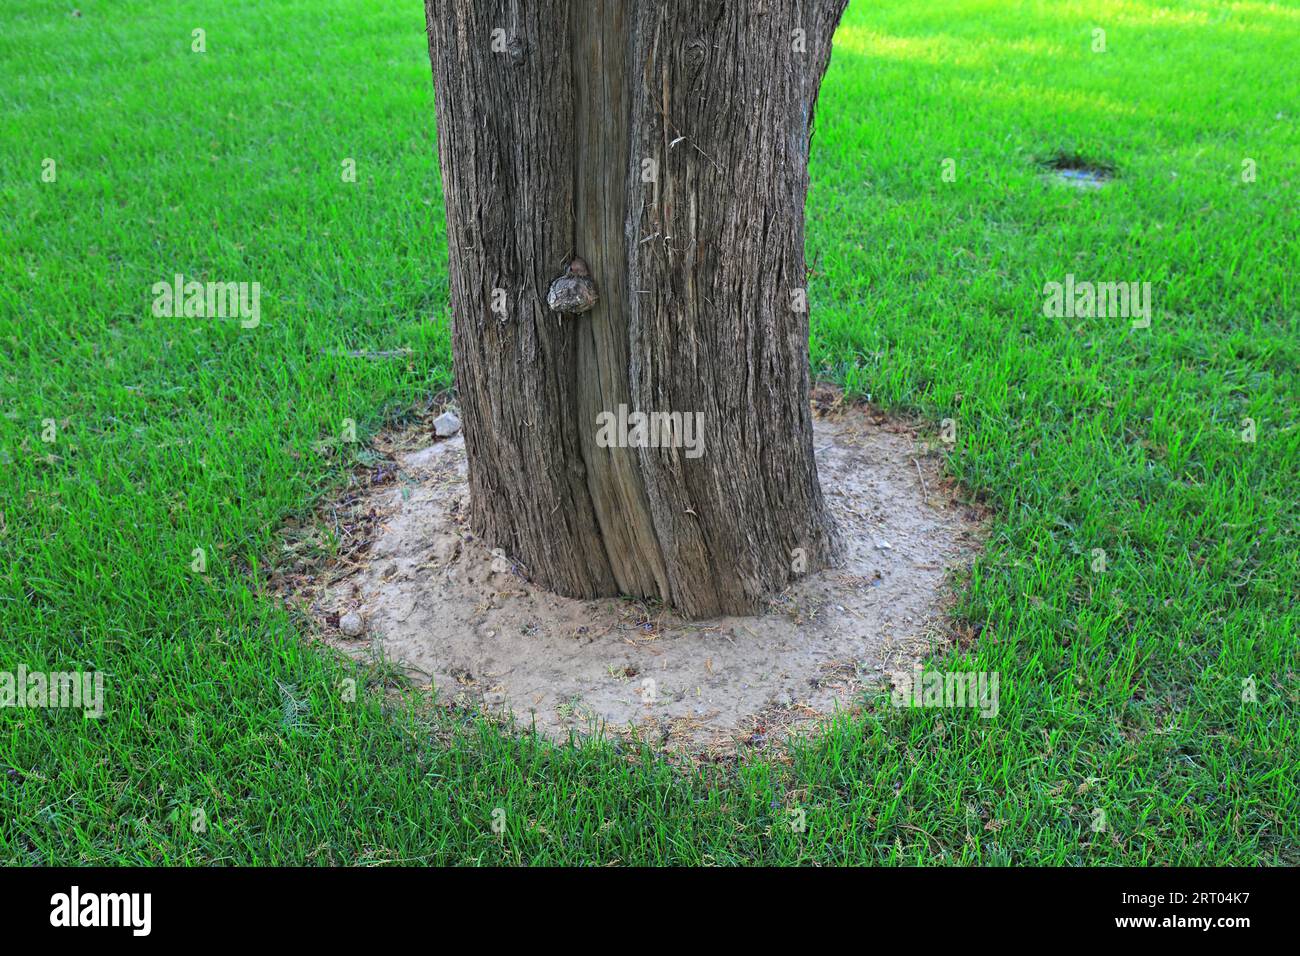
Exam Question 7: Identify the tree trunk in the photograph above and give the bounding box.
[423,0,846,619]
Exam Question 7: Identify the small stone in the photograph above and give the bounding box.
[339,612,365,637]
[433,411,461,437]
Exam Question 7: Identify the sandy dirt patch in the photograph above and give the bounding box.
[273,398,987,752]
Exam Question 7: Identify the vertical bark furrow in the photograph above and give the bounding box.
[571,0,672,603]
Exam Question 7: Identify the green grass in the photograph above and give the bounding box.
[1,0,1296,865]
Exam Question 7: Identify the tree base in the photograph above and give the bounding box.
[273,400,988,751]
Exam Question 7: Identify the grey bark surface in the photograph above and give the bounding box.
[424,0,846,618]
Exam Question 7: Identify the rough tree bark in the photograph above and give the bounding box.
[424,0,846,618]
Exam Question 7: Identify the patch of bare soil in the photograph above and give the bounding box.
[271,395,988,754]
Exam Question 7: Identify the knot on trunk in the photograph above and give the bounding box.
[547,257,598,315]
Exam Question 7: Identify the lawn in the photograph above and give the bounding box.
[0,0,1295,865]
